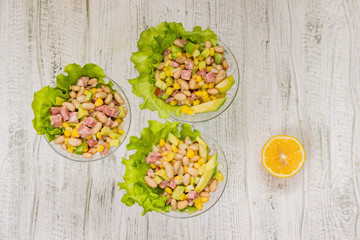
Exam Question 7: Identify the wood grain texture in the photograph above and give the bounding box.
[1,0,360,239]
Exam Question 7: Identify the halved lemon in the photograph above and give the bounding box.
[261,135,305,178]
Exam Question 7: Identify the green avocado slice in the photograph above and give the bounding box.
[190,98,227,113]
[215,75,235,94]
[194,153,217,192]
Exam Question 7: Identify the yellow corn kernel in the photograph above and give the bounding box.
[210,95,217,100]
[195,91,202,96]
[181,105,190,114]
[165,187,173,194]
[115,118,122,123]
[180,64,185,69]
[202,83,209,89]
[193,100,200,106]
[62,122,70,128]
[187,108,194,115]
[86,135,92,140]
[170,145,178,153]
[196,75,202,82]
[75,123,81,129]
[171,160,177,165]
[64,130,71,137]
[198,56,204,61]
[186,149,195,159]
[164,60,171,67]
[118,129,125,135]
[168,54,172,60]
[177,140,183,148]
[194,198,202,205]
[201,91,209,97]
[159,138,165,147]
[65,137,69,144]
[96,132,102,139]
[176,52,182,58]
[174,176,182,181]
[106,143,110,149]
[170,100,178,106]
[97,145,104,152]
[210,48,215,56]
[185,52,192,58]
[218,172,224,182]
[165,70,172,77]
[95,98,103,107]
[206,66,213,72]
[179,193,186,201]
[194,66,199,72]
[208,155,213,160]
[198,158,206,164]
[202,97,211,102]
[84,90,89,95]
[159,164,164,169]
[67,147,74,154]
[194,58,199,66]
[71,129,80,138]
[91,88,97,95]
[163,67,168,72]
[194,163,201,170]
[201,197,209,203]
[173,83,181,90]
[150,164,156,169]
[165,87,174,96]
[167,152,175,161]
[184,166,188,174]
[161,151,168,157]
[208,83,214,89]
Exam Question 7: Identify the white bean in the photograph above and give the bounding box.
[205,41,212,49]
[88,78,97,85]
[76,86,84,98]
[92,122,102,134]
[77,95,86,103]
[68,138,82,147]
[165,164,174,179]
[70,91,76,98]
[177,200,189,210]
[114,92,125,105]
[101,85,111,93]
[183,174,191,186]
[82,152,93,159]
[213,46,224,53]
[144,176,157,188]
[54,135,65,144]
[104,93,113,104]
[71,85,80,91]
[71,99,80,109]
[95,92,107,99]
[171,199,177,210]
[173,161,181,175]
[82,102,95,110]
[182,156,190,166]
[210,179,218,192]
[62,102,75,112]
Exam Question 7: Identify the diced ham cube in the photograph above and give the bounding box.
[104,105,111,116]
[104,119,113,127]
[99,143,109,156]
[50,107,61,115]
[77,124,92,138]
[60,107,69,121]
[155,166,160,172]
[161,192,172,205]
[205,71,215,83]
[83,117,97,127]
[109,107,120,118]
[95,105,106,112]
[189,92,197,102]
[180,70,192,80]
[169,61,180,68]
[168,178,176,189]
[185,60,194,70]
[165,97,175,103]
[77,76,89,86]
[197,69,206,79]
[188,191,199,200]
[68,112,78,123]
[147,169,155,178]
[112,98,119,106]
[163,49,170,57]
[146,151,162,165]
[159,181,168,189]
[51,114,62,127]
[171,90,179,97]
[87,138,98,147]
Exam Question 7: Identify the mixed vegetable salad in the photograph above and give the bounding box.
[31,63,128,159]
[130,22,235,118]
[119,121,223,215]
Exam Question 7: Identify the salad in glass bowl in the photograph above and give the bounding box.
[118,121,227,217]
[129,22,239,122]
[31,63,130,161]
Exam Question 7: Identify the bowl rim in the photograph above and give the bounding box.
[44,76,132,162]
[159,132,228,218]
[169,39,240,123]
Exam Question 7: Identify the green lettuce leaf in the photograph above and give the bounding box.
[129,22,218,119]
[118,120,202,215]
[31,63,107,141]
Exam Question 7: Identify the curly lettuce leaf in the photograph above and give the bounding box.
[118,120,201,215]
[130,22,218,119]
[32,63,107,141]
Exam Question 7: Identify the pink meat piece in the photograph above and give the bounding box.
[188,191,199,200]
[104,105,111,116]
[147,169,155,178]
[68,112,78,123]
[163,49,171,57]
[77,76,89,86]
[100,143,109,156]
[92,97,98,103]
[169,61,180,68]
[83,117,97,127]
[77,124,92,138]
[189,92,197,102]
[159,180,169,189]
[112,98,119,106]
[180,70,192,80]
[50,107,61,115]
[104,119,113,127]
[168,178,176,189]
[60,107,69,121]
[95,105,107,112]
[161,192,172,205]
[171,90,179,97]
[160,147,166,152]
[109,107,120,118]
[205,71,215,83]
[146,151,162,165]
[51,114,62,127]
[185,60,194,70]
[178,101,184,106]
[197,69,206,79]
[87,138,98,147]
[165,97,175,103]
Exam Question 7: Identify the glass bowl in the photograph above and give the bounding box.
[170,40,240,123]
[45,77,131,162]
[160,133,228,218]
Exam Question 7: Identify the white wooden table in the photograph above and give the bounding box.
[1,0,360,239]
